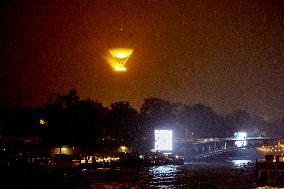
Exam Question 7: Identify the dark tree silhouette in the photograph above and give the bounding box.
[140,97,176,150]
[54,89,80,108]
[140,97,175,127]
[0,106,38,136]
[179,104,225,138]
[106,101,140,148]
[0,89,281,155]
[225,111,270,137]
[39,90,107,146]
[66,99,106,145]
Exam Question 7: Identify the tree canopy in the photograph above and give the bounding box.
[0,89,281,151]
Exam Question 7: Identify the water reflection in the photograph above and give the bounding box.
[231,159,252,167]
[148,165,182,188]
[149,165,177,175]
[74,149,262,188]
[75,161,257,188]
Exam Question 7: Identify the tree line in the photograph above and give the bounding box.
[0,89,283,151]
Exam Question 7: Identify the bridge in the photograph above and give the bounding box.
[175,137,280,160]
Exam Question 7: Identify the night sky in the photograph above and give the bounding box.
[1,0,283,120]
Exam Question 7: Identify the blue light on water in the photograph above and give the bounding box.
[230,159,252,167]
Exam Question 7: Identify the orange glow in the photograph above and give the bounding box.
[109,48,133,59]
[106,57,127,72]
[114,66,127,72]
[107,48,134,72]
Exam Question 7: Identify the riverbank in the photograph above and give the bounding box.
[0,160,258,189]
[0,148,266,189]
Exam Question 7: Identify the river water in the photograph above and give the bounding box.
[77,148,264,189]
[1,148,264,188]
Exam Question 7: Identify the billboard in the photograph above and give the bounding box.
[234,132,247,147]
[234,132,247,140]
[154,130,173,151]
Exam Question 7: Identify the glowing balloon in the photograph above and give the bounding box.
[109,48,134,59]
[107,48,134,72]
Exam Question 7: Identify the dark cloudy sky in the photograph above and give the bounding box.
[1,0,283,120]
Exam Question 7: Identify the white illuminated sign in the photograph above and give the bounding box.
[235,140,247,147]
[234,132,247,140]
[154,130,173,151]
[234,132,247,147]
